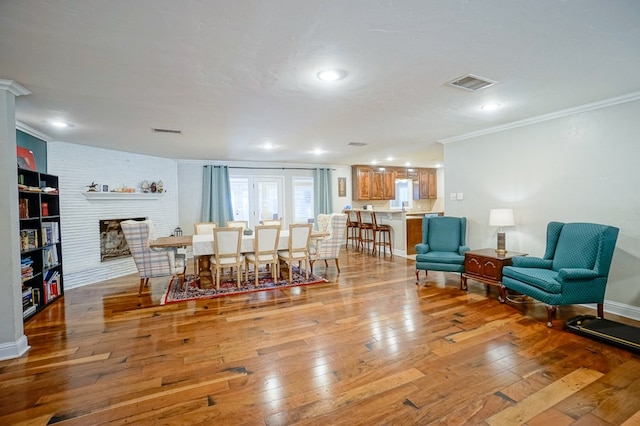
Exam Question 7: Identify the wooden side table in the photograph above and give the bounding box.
[461,248,527,301]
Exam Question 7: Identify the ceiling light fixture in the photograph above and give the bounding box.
[480,103,502,111]
[263,142,274,150]
[317,69,347,81]
[51,121,69,128]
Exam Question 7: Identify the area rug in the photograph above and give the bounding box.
[161,268,329,304]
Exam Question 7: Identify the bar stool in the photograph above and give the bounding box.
[357,211,375,254]
[345,210,360,250]
[372,212,393,257]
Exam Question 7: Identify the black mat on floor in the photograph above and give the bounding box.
[566,315,640,353]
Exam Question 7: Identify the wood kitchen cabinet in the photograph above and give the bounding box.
[352,166,396,200]
[414,168,437,199]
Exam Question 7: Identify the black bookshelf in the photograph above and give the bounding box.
[18,168,63,320]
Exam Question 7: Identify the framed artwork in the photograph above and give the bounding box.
[338,177,347,197]
[17,146,37,171]
[102,185,109,192]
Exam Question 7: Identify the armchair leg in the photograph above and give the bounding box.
[498,284,506,303]
[546,305,557,328]
[597,303,604,319]
[460,274,468,291]
[415,269,426,284]
[335,259,340,273]
[138,278,147,296]
[310,260,315,274]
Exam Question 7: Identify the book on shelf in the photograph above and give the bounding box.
[20,229,38,251]
[19,198,29,218]
[44,270,60,304]
[43,246,59,268]
[21,256,34,280]
[41,222,60,246]
[23,304,37,319]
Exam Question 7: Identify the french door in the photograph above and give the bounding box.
[229,177,284,228]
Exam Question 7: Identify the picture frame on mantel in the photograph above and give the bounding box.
[338,177,347,197]
[102,185,109,193]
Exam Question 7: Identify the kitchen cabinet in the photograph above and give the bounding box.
[413,168,437,199]
[352,166,396,200]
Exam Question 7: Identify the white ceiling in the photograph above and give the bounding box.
[1,1,639,167]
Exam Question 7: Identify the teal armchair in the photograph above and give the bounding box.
[501,221,619,327]
[415,216,470,285]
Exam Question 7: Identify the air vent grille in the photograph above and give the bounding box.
[348,142,368,147]
[152,128,182,134]
[446,74,496,92]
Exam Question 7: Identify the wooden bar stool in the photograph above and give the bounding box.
[345,210,360,250]
[357,211,375,254]
[372,212,393,257]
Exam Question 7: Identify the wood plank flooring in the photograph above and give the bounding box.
[2,249,640,425]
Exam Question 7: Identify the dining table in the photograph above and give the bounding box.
[150,230,328,276]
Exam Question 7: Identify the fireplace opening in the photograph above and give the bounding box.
[100,217,146,261]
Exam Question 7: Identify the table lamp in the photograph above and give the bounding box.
[489,208,515,256]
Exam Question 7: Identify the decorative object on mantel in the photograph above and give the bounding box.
[141,180,150,193]
[150,181,157,193]
[173,226,183,237]
[157,180,164,193]
[86,182,98,192]
[111,185,136,193]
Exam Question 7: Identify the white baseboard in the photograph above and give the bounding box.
[603,300,640,322]
[0,335,30,361]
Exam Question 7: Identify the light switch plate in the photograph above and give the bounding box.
[457,192,464,200]
[450,193,457,200]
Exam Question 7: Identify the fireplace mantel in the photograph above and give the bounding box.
[83,192,164,200]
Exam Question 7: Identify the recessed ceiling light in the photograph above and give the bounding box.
[51,121,69,128]
[386,156,394,161]
[317,69,347,81]
[263,142,274,150]
[312,148,325,155]
[405,162,411,167]
[371,160,378,165]
[480,103,502,111]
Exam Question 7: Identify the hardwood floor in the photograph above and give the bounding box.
[2,249,640,425]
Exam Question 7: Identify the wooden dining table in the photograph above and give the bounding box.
[150,230,328,276]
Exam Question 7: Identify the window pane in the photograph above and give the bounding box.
[257,180,280,221]
[229,177,250,221]
[391,179,412,209]
[293,177,314,222]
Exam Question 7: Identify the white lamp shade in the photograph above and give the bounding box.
[489,209,515,227]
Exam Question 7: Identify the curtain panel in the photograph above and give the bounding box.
[313,168,333,218]
[201,165,234,226]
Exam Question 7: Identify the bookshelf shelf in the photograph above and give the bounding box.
[18,167,63,321]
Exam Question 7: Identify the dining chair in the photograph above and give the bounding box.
[226,220,249,230]
[120,219,186,296]
[309,213,347,273]
[211,227,245,290]
[245,225,281,286]
[194,221,217,235]
[278,223,313,283]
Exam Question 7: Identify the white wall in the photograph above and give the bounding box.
[177,159,351,233]
[48,142,179,288]
[443,98,640,319]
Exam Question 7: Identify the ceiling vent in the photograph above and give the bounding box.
[348,142,368,147]
[446,74,496,92]
[152,128,182,134]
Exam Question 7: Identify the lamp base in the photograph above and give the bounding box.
[495,232,507,257]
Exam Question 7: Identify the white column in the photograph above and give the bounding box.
[0,79,32,360]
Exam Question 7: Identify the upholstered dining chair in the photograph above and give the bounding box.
[211,227,245,290]
[245,225,280,286]
[501,221,619,327]
[309,213,347,274]
[415,216,470,285]
[194,221,217,235]
[226,220,249,230]
[120,219,186,296]
[278,223,313,283]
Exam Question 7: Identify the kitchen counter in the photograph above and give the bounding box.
[343,209,443,257]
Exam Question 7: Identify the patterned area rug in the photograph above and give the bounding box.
[161,268,329,304]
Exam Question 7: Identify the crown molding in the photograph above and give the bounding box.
[15,121,53,142]
[439,91,640,144]
[0,79,31,96]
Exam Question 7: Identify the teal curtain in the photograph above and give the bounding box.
[313,168,333,218]
[201,165,234,225]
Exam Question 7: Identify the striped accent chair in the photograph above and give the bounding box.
[501,221,619,327]
[309,213,347,273]
[120,220,186,296]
